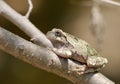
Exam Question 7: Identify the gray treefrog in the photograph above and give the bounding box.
[46,28,108,70]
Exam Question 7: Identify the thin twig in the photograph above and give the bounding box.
[25,0,33,18]
[0,27,115,84]
[0,0,53,48]
[101,0,120,6]
[69,0,120,7]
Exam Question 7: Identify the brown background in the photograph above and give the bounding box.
[0,0,120,84]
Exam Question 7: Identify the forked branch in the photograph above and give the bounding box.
[0,0,53,47]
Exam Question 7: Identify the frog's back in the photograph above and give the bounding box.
[65,33,98,56]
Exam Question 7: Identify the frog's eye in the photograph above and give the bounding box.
[55,31,62,37]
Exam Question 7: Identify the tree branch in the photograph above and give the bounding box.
[82,72,114,84]
[0,0,53,48]
[0,27,114,84]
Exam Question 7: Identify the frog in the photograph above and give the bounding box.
[46,28,108,70]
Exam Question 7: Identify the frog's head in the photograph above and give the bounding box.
[46,28,68,47]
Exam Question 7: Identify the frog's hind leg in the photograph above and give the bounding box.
[87,56,108,68]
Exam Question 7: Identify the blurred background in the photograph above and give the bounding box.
[0,0,120,84]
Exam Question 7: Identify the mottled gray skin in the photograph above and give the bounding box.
[46,28,108,69]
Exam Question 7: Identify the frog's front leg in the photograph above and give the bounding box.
[52,47,72,58]
[86,56,108,68]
